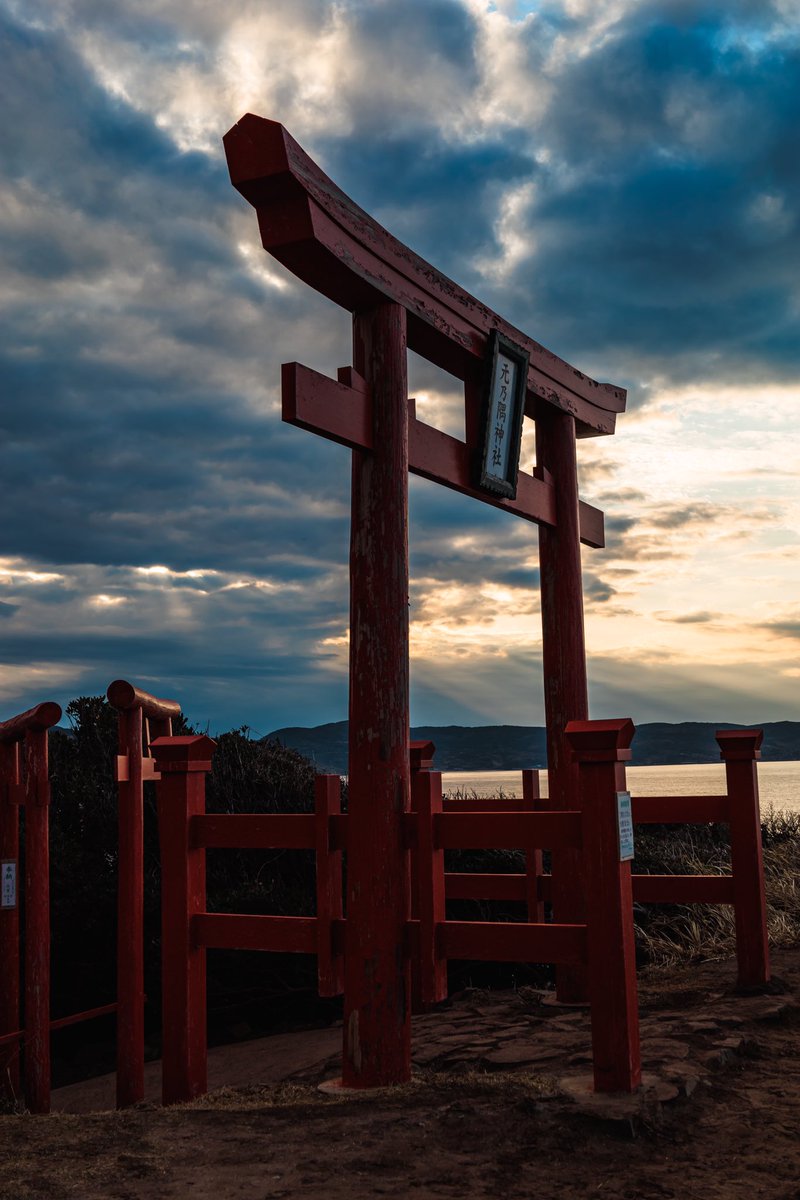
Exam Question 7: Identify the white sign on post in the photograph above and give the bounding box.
[1,860,17,909]
[616,792,635,862]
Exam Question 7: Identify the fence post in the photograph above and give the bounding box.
[315,775,344,997]
[522,769,545,923]
[24,727,52,1114]
[0,741,21,1101]
[409,742,435,1012]
[565,719,641,1094]
[716,730,770,988]
[152,734,216,1105]
[414,766,447,1010]
[108,679,181,1108]
[115,703,145,1108]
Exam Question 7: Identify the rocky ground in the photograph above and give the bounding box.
[3,947,800,1199]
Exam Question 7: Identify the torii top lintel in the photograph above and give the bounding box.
[223,115,626,439]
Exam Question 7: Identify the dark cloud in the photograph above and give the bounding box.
[321,130,536,281]
[761,618,800,640]
[584,573,617,603]
[658,610,720,623]
[492,4,800,383]
[1,2,796,730]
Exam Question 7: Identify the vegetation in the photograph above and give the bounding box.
[44,697,332,1079]
[12,698,800,1084]
[632,807,800,969]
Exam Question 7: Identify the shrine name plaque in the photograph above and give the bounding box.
[478,330,529,500]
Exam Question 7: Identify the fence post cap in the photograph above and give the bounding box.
[150,734,216,771]
[409,740,435,770]
[565,718,635,762]
[715,729,763,761]
[0,700,62,743]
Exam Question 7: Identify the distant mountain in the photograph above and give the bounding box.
[264,720,800,774]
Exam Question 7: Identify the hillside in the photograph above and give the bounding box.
[265,720,800,773]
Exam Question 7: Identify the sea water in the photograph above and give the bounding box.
[441,760,800,815]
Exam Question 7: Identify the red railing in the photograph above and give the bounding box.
[433,728,770,989]
[0,682,181,1115]
[107,679,181,1108]
[154,719,642,1102]
[0,701,61,1113]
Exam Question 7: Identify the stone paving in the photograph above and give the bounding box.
[53,973,798,1129]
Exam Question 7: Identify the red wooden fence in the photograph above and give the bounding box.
[0,701,61,1113]
[107,679,181,1107]
[154,719,642,1101]
[1,692,770,1111]
[436,728,770,989]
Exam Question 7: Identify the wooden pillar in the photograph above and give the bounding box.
[717,730,770,988]
[536,406,589,1002]
[152,735,215,1106]
[315,774,344,998]
[343,301,411,1088]
[522,769,545,924]
[0,742,21,1101]
[116,706,145,1108]
[24,728,51,1115]
[566,719,640,1093]
[414,767,448,1009]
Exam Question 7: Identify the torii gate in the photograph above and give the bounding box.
[223,116,627,1086]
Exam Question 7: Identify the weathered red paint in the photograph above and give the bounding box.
[24,727,52,1114]
[0,740,21,1100]
[566,718,641,1093]
[194,913,318,954]
[0,704,60,1114]
[151,734,216,1106]
[115,705,145,1109]
[107,679,182,721]
[632,875,735,904]
[223,115,626,437]
[441,920,588,966]
[108,679,180,1109]
[315,775,344,997]
[414,768,447,1009]
[631,795,730,823]
[0,703,61,741]
[282,361,605,548]
[522,769,545,923]
[343,301,412,1089]
[537,407,590,1003]
[435,810,582,850]
[717,730,770,987]
[222,116,636,1092]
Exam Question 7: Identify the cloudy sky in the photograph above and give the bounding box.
[1,0,799,736]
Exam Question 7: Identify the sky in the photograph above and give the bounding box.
[1,0,799,736]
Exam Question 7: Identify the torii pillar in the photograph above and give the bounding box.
[537,406,589,1001]
[344,303,412,1085]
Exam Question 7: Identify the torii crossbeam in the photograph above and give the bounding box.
[224,115,627,1082]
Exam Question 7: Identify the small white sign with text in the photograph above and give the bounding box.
[616,792,635,862]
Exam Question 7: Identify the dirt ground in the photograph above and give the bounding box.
[3,948,800,1200]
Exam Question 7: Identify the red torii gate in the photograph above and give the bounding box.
[223,116,627,1084]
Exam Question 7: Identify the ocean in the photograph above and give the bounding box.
[441,760,800,815]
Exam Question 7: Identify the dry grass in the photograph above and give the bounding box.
[186,1067,559,1114]
[443,788,800,972]
[635,807,800,969]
